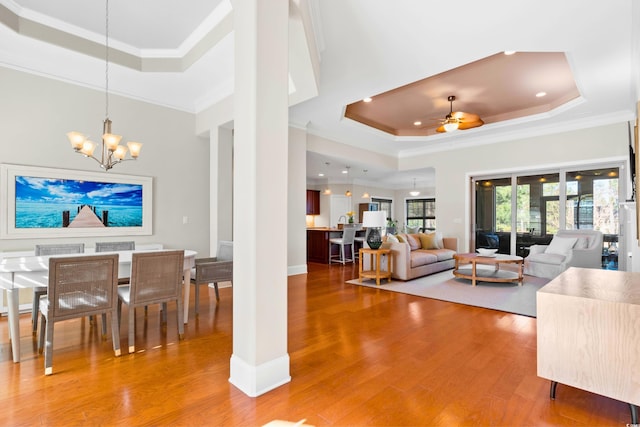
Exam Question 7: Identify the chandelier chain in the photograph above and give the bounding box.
[105,0,109,119]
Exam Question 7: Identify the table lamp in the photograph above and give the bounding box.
[362,210,387,249]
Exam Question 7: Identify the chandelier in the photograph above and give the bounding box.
[67,0,142,171]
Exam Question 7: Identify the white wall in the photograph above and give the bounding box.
[0,66,210,255]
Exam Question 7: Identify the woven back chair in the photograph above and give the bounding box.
[117,250,185,353]
[95,241,135,284]
[191,241,233,316]
[38,254,121,375]
[95,241,135,252]
[32,243,85,334]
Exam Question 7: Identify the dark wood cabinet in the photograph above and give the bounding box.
[306,190,320,215]
[358,202,379,223]
[307,229,330,263]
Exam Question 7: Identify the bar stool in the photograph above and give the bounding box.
[329,227,357,264]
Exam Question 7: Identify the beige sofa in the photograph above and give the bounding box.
[364,232,458,281]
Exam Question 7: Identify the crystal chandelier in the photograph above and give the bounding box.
[67,0,142,171]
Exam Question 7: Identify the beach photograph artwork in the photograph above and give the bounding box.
[15,175,143,229]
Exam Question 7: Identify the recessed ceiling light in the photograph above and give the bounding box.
[413,121,422,126]
[318,173,324,177]
[363,97,372,103]
[504,51,516,55]
[536,91,547,97]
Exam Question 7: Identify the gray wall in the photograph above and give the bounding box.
[0,66,210,255]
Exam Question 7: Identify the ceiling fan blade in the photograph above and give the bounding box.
[457,119,484,130]
[451,111,481,122]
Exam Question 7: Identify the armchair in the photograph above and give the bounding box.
[524,230,603,279]
[191,241,233,316]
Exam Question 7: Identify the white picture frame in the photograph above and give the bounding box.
[0,163,152,239]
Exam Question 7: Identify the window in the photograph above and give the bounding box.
[372,197,392,220]
[474,165,621,269]
[406,198,435,231]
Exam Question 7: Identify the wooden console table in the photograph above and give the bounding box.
[359,248,392,285]
[537,267,640,424]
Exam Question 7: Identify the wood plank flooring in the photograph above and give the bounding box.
[0,262,631,426]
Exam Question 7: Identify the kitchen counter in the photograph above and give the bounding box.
[307,227,363,263]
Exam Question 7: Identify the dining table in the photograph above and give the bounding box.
[0,248,197,363]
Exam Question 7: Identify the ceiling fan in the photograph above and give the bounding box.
[435,95,484,133]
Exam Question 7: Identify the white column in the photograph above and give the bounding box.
[229,0,290,396]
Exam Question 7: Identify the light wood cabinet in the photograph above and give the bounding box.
[537,267,640,422]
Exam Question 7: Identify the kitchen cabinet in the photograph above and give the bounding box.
[358,202,379,223]
[306,190,320,215]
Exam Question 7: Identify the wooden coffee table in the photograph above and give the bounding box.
[453,253,524,286]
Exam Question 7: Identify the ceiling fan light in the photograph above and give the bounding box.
[443,121,459,132]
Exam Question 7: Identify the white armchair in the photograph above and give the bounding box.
[524,230,603,279]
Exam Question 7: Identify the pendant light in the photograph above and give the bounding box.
[344,166,352,197]
[409,178,420,196]
[322,162,332,195]
[361,169,370,199]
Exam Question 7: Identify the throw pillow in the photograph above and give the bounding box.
[396,234,406,243]
[545,236,578,255]
[418,232,439,249]
[423,230,444,249]
[386,234,399,243]
[406,233,421,250]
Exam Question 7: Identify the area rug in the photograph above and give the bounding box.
[346,267,550,317]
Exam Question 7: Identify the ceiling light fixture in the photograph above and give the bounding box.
[361,169,370,199]
[536,91,547,97]
[323,162,332,195]
[345,166,352,196]
[442,96,460,132]
[363,97,372,103]
[409,178,420,197]
[67,0,142,171]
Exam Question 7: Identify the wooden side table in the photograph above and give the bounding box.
[359,248,392,285]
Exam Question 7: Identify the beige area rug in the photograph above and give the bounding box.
[346,266,550,317]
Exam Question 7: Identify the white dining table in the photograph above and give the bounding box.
[0,249,197,363]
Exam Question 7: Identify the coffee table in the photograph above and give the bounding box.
[453,253,524,286]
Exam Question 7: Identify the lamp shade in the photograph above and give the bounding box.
[362,210,387,228]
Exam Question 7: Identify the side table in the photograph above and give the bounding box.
[359,247,392,285]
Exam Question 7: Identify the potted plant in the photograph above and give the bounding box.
[386,218,398,235]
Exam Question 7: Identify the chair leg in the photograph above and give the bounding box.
[128,307,135,353]
[194,282,200,317]
[32,288,46,336]
[111,310,121,357]
[100,313,108,339]
[44,315,54,375]
[213,283,220,302]
[38,312,46,354]
[176,298,185,340]
[161,302,168,324]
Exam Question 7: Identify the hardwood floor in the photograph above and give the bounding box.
[0,263,631,426]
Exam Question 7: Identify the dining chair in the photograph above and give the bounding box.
[329,227,357,264]
[117,250,185,353]
[95,241,136,285]
[191,241,233,316]
[95,241,135,252]
[32,243,85,335]
[38,253,121,375]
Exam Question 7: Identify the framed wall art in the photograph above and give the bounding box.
[0,164,152,239]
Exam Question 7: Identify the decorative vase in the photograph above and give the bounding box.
[348,217,354,223]
[367,227,383,249]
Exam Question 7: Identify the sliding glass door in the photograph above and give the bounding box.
[474,165,622,270]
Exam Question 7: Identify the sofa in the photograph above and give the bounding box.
[364,232,458,281]
[524,229,603,279]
